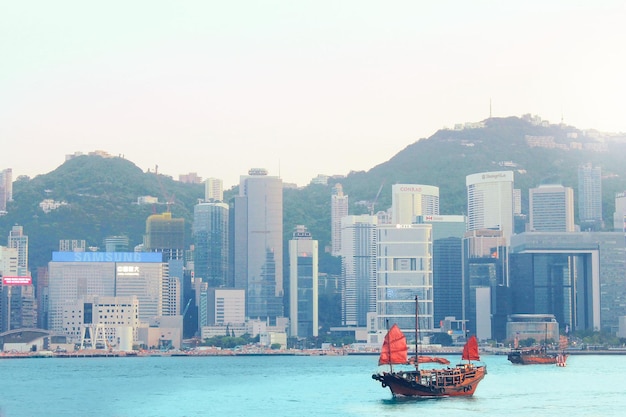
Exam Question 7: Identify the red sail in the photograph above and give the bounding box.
[462,335,480,361]
[417,356,450,365]
[378,324,408,365]
[408,356,451,365]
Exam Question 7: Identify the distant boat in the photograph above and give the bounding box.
[372,296,487,398]
[507,345,563,365]
[507,328,568,366]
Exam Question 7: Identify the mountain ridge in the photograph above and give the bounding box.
[2,115,626,276]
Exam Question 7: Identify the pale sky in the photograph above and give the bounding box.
[2,1,625,188]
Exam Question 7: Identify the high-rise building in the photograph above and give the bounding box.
[614,192,626,232]
[463,229,509,340]
[415,215,466,327]
[232,168,283,322]
[8,225,28,276]
[193,202,229,287]
[466,171,514,242]
[529,184,575,232]
[331,183,349,256]
[376,224,433,336]
[288,225,318,338]
[513,188,522,216]
[0,246,24,332]
[509,232,607,333]
[144,212,185,262]
[205,178,224,202]
[340,215,377,327]
[0,168,12,212]
[391,184,439,224]
[0,246,19,277]
[2,226,35,332]
[47,252,169,340]
[36,266,49,329]
[578,163,603,231]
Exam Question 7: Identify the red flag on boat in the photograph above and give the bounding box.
[462,335,480,361]
[378,324,408,365]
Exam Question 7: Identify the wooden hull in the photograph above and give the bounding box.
[372,364,486,398]
[508,350,568,365]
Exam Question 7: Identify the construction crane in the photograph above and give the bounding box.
[182,298,192,318]
[370,182,384,215]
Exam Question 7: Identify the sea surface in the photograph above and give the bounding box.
[0,353,624,417]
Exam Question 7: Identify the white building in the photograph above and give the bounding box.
[466,171,514,242]
[204,177,224,202]
[207,288,246,326]
[614,192,626,232]
[62,295,139,349]
[48,252,170,336]
[331,183,349,256]
[391,184,439,225]
[529,184,575,232]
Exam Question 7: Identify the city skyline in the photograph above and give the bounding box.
[2,2,626,188]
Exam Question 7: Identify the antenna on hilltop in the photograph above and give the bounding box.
[489,98,492,119]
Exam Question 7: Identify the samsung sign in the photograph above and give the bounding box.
[52,252,163,263]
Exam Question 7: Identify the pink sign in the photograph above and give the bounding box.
[2,276,32,286]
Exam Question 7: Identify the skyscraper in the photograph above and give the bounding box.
[614,192,626,232]
[288,225,318,338]
[193,202,229,287]
[391,184,439,224]
[466,171,514,242]
[331,183,349,256]
[144,212,185,262]
[376,224,433,335]
[8,225,28,276]
[415,215,466,327]
[205,177,224,202]
[578,163,603,231]
[529,184,575,232]
[232,168,283,322]
[0,168,12,212]
[463,229,508,339]
[3,227,35,332]
[340,215,377,327]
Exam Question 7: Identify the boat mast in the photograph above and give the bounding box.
[415,295,419,371]
[387,319,393,373]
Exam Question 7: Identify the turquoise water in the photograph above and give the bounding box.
[0,354,624,417]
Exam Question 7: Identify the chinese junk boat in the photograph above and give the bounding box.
[372,298,486,398]
[507,335,569,366]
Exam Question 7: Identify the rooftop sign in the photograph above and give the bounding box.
[52,252,163,263]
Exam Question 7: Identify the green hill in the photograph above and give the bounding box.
[2,116,626,278]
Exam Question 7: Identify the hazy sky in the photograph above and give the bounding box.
[2,1,625,188]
